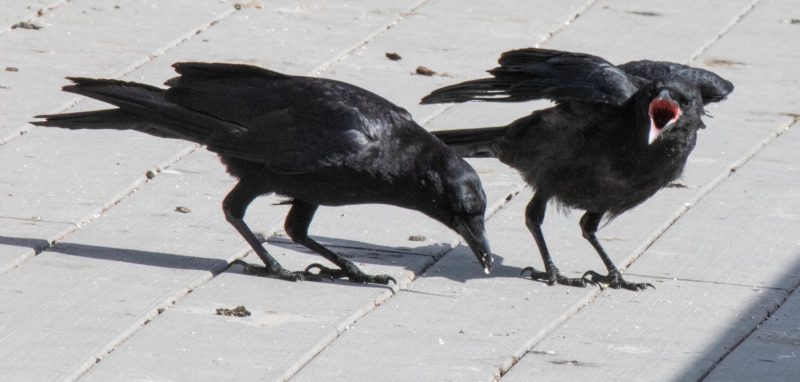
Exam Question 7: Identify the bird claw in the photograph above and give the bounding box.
[581,270,654,291]
[521,266,588,288]
[232,259,306,281]
[304,263,396,285]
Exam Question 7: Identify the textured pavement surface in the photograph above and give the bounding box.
[1,1,799,381]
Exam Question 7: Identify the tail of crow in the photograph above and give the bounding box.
[31,109,179,139]
[33,77,244,142]
[432,126,506,158]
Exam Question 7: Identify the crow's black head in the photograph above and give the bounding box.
[637,79,705,146]
[424,157,493,274]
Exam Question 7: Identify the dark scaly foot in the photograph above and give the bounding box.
[581,270,654,291]
[521,266,589,288]
[232,259,328,282]
[305,263,396,285]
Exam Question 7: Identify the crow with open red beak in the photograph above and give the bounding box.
[421,48,732,291]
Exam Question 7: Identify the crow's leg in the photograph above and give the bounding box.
[521,193,587,287]
[285,200,395,285]
[223,179,308,281]
[579,211,653,291]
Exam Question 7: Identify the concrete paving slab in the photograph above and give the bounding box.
[290,188,603,382]
[501,282,786,382]
[0,0,235,141]
[631,126,800,289]
[0,0,65,32]
[705,286,800,382]
[0,150,263,382]
[321,0,591,120]
[1,0,797,381]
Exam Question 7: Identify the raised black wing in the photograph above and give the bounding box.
[618,60,734,104]
[421,48,641,107]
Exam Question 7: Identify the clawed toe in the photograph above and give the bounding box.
[521,266,588,288]
[232,259,304,281]
[581,270,654,291]
[304,263,341,280]
[304,263,396,285]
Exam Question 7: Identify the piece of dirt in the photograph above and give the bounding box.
[385,52,402,61]
[11,21,42,30]
[408,234,427,241]
[216,305,251,317]
[667,182,688,189]
[704,58,746,67]
[234,1,262,10]
[174,206,191,214]
[415,66,436,76]
[627,10,661,17]
[5,67,19,72]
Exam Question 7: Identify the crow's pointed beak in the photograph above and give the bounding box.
[455,215,493,274]
[648,89,682,144]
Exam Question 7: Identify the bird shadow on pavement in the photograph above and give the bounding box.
[0,234,527,284]
[267,235,527,283]
[0,235,230,273]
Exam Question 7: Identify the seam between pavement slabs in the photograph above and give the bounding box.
[418,0,600,127]
[309,0,430,77]
[624,273,794,293]
[277,183,526,382]
[0,143,200,277]
[685,0,761,63]
[0,5,238,145]
[698,271,800,380]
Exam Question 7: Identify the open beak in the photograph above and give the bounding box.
[455,216,493,274]
[648,90,682,144]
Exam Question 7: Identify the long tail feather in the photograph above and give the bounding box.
[432,126,507,158]
[32,78,245,142]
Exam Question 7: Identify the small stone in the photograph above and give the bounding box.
[11,21,42,30]
[415,66,436,76]
[408,234,427,241]
[385,52,402,61]
[216,305,251,317]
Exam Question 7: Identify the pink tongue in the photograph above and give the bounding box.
[648,99,680,144]
[649,99,678,129]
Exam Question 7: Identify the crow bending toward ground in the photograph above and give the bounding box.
[421,48,733,290]
[34,62,493,285]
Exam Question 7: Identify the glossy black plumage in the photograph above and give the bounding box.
[34,62,493,284]
[422,48,733,290]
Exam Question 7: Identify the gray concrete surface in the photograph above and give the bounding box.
[1,1,798,381]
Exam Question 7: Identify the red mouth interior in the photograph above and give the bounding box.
[649,99,680,129]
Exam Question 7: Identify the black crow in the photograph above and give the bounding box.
[33,62,493,285]
[421,48,733,290]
